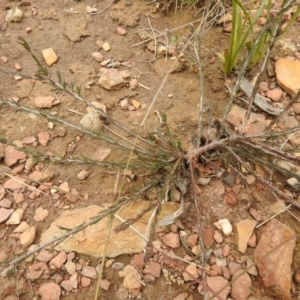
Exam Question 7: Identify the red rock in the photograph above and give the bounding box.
[29,171,53,182]
[266,88,283,102]
[38,282,61,300]
[213,230,223,243]
[254,219,296,299]
[249,208,262,221]
[202,227,215,248]
[36,249,55,262]
[81,276,91,287]
[100,279,111,291]
[187,233,198,247]
[28,262,51,279]
[223,244,230,257]
[162,232,180,248]
[117,26,127,35]
[231,269,252,300]
[225,190,238,206]
[234,219,257,253]
[4,145,27,166]
[131,253,145,270]
[34,207,49,222]
[198,276,230,299]
[228,262,241,275]
[38,132,50,146]
[210,264,222,276]
[23,136,36,144]
[49,251,67,270]
[0,198,12,208]
[248,232,257,247]
[34,96,56,108]
[222,266,231,279]
[0,208,14,223]
[3,176,26,190]
[143,261,161,278]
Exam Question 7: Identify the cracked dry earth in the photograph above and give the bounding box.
[1,0,300,300]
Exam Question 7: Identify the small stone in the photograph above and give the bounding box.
[183,263,199,281]
[198,276,230,299]
[246,174,256,185]
[117,26,127,35]
[286,177,300,190]
[131,99,140,109]
[77,170,90,180]
[28,262,51,280]
[65,260,76,275]
[92,148,111,162]
[0,198,12,208]
[0,251,8,263]
[187,233,198,247]
[86,5,98,13]
[4,145,27,166]
[131,253,145,270]
[13,192,25,203]
[1,56,8,63]
[42,48,58,66]
[100,279,111,291]
[234,219,257,253]
[111,262,124,270]
[249,208,261,222]
[59,181,70,193]
[26,27,32,33]
[248,232,257,247]
[225,190,238,206]
[223,244,230,257]
[3,176,26,190]
[50,251,67,269]
[197,177,211,185]
[5,8,23,22]
[266,88,283,102]
[102,42,111,51]
[34,96,56,108]
[162,232,180,248]
[20,226,36,247]
[34,207,49,222]
[38,132,50,146]
[98,68,125,90]
[0,208,14,223]
[15,63,22,71]
[143,261,161,278]
[79,112,102,133]
[202,227,214,248]
[23,136,36,144]
[119,265,142,290]
[36,249,55,263]
[129,79,139,90]
[92,52,104,62]
[6,208,23,225]
[216,219,232,236]
[96,40,104,49]
[29,171,54,182]
[231,269,252,299]
[81,276,91,287]
[81,266,97,278]
[38,282,61,300]
[213,230,223,243]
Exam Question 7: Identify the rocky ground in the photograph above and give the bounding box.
[1,0,300,300]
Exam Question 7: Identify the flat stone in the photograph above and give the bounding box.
[162,232,180,248]
[38,132,50,146]
[36,249,55,263]
[77,170,89,180]
[275,58,300,96]
[198,276,230,300]
[119,265,142,290]
[28,262,51,279]
[65,259,76,275]
[61,272,78,291]
[13,221,30,233]
[4,145,27,166]
[143,261,161,278]
[98,68,125,90]
[81,276,91,288]
[100,279,111,291]
[20,226,36,247]
[215,219,232,236]
[34,96,56,108]
[202,227,214,248]
[13,191,25,203]
[92,52,104,62]
[226,105,268,135]
[234,219,257,253]
[0,198,12,208]
[117,26,127,35]
[29,171,54,182]
[16,79,35,99]
[0,208,14,222]
[213,230,223,243]
[183,263,199,281]
[42,48,58,66]
[38,282,61,300]
[131,253,145,270]
[254,219,296,299]
[231,269,252,300]
[81,265,97,279]
[40,201,180,258]
[187,233,198,247]
[6,208,23,225]
[3,176,26,190]
[34,207,49,222]
[266,88,283,102]
[49,251,67,270]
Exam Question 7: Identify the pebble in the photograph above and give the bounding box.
[286,177,300,190]
[23,136,36,144]
[100,279,111,291]
[215,219,232,236]
[102,42,111,51]
[0,198,12,208]
[34,207,49,222]
[36,249,55,263]
[81,276,91,288]
[20,226,36,247]
[246,174,256,185]
[231,269,252,299]
[65,260,76,275]
[92,52,104,62]
[5,8,23,22]
[129,78,139,90]
[117,26,127,35]
[38,132,50,146]
[26,27,32,33]
[42,48,58,66]
[4,145,27,166]
[38,282,61,300]
[15,63,22,71]
[13,191,25,203]
[143,261,161,278]
[266,88,283,102]
[213,230,223,243]
[34,96,57,108]
[1,56,8,63]
[0,208,14,223]
[77,170,90,180]
[183,263,199,281]
[217,12,232,24]
[234,219,257,253]
[6,208,23,225]
[81,265,97,278]
[79,112,102,133]
[29,171,54,182]
[98,68,126,90]
[162,232,180,248]
[96,40,104,49]
[131,99,140,109]
[119,265,142,290]
[3,176,26,190]
[50,251,67,270]
[131,252,145,270]
[198,276,230,299]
